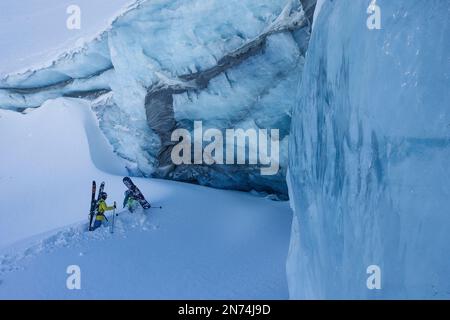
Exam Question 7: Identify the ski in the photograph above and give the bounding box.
[122,177,151,209]
[88,181,96,231]
[97,181,105,203]
[110,205,117,234]
[89,181,104,231]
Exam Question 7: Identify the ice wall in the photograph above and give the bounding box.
[287,0,450,298]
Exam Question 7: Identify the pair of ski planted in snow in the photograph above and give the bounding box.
[88,181,105,231]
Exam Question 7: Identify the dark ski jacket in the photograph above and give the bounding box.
[123,191,135,208]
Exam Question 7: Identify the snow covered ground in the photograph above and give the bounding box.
[0,98,292,299]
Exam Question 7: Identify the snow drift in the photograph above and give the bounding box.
[0,98,127,247]
[0,98,292,299]
[287,0,450,299]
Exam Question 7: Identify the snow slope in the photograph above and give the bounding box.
[0,98,292,299]
[0,98,127,247]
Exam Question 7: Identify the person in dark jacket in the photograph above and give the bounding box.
[123,190,138,212]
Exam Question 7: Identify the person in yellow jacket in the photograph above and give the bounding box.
[92,192,116,231]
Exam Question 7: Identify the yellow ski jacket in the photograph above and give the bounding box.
[96,199,115,221]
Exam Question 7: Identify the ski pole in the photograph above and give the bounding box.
[111,202,117,234]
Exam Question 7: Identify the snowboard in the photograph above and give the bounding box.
[122,177,151,209]
[88,181,96,231]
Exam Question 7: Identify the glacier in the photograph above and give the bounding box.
[2,0,448,300]
[0,0,317,197]
[287,0,450,298]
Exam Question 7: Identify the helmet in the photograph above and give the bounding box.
[101,192,108,200]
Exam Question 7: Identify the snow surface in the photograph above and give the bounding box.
[0,98,292,299]
[287,0,450,299]
[0,98,127,247]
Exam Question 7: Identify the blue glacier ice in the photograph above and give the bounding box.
[287,0,450,298]
[0,0,317,197]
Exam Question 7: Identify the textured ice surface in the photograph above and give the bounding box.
[287,0,450,299]
[0,0,316,196]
